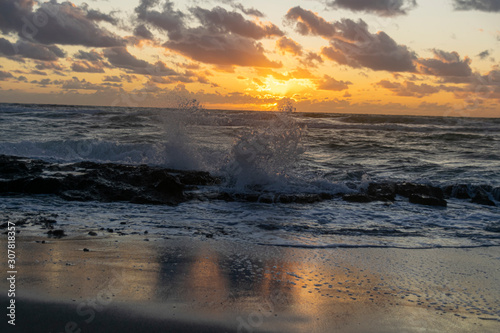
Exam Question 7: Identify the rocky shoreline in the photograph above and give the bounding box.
[0,154,497,208]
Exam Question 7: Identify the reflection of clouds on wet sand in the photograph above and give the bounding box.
[2,236,499,332]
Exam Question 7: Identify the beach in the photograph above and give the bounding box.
[2,231,499,333]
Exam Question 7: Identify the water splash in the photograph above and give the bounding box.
[156,98,210,170]
[223,99,306,191]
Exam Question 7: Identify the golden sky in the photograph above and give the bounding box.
[0,0,499,116]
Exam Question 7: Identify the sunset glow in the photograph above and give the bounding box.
[0,0,499,116]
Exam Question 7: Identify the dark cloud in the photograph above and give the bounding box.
[74,50,104,62]
[135,1,282,68]
[376,80,443,97]
[326,0,417,16]
[0,0,124,47]
[0,38,65,61]
[0,70,14,80]
[416,49,472,77]
[135,0,185,40]
[34,61,64,71]
[453,0,500,12]
[477,50,490,59]
[103,76,122,83]
[103,47,150,70]
[71,61,105,73]
[30,70,47,76]
[300,52,324,67]
[189,6,283,39]
[0,0,34,34]
[134,24,155,40]
[85,9,119,25]
[31,78,52,87]
[164,28,282,68]
[285,7,336,38]
[317,75,352,91]
[61,77,102,90]
[322,19,416,72]
[285,8,415,72]
[232,3,265,17]
[103,47,178,76]
[276,37,303,56]
[103,74,137,83]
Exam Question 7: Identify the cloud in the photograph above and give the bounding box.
[85,9,119,25]
[103,74,137,83]
[0,0,124,47]
[231,3,265,17]
[189,6,283,39]
[104,47,179,77]
[376,80,444,97]
[416,49,472,77]
[71,61,105,73]
[285,8,416,72]
[74,50,104,62]
[165,29,282,68]
[300,52,323,67]
[322,19,416,72]
[317,75,352,91]
[0,38,65,61]
[276,37,303,55]
[134,24,155,40]
[0,70,14,80]
[34,60,64,71]
[103,47,150,70]
[477,50,490,59]
[30,70,47,76]
[135,1,282,68]
[285,7,336,38]
[135,0,185,40]
[325,0,417,16]
[61,77,102,90]
[453,0,500,12]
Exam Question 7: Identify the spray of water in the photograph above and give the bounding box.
[223,98,305,191]
[156,98,208,170]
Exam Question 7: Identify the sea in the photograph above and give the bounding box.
[1,102,499,249]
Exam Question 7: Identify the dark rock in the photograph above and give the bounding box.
[83,248,90,252]
[277,194,294,203]
[396,182,444,199]
[409,194,447,207]
[258,194,274,203]
[367,183,396,201]
[0,155,207,206]
[176,171,220,186]
[48,229,65,237]
[24,177,62,194]
[343,194,375,203]
[107,228,114,233]
[214,192,234,201]
[88,231,98,236]
[444,184,470,199]
[471,191,496,206]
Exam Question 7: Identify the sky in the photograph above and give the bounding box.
[0,0,499,116]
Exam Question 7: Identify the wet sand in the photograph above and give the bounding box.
[1,234,500,332]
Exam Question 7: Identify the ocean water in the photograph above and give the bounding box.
[1,102,499,249]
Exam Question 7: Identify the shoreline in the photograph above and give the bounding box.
[1,233,500,332]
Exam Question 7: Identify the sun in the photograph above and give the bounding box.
[253,77,316,98]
